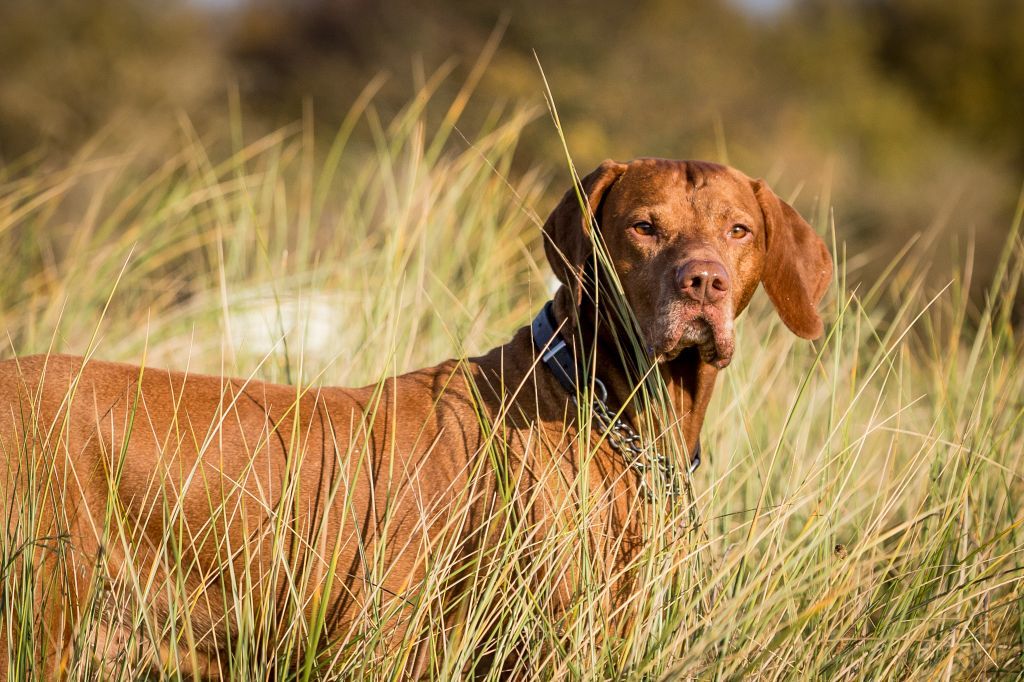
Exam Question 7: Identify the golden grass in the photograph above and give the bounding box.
[1,83,1022,680]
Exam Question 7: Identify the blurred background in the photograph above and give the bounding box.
[1,0,1022,316]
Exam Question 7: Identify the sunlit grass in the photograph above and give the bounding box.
[1,80,1022,680]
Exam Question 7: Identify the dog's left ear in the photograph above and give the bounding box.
[752,179,833,339]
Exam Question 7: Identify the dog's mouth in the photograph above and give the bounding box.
[652,305,735,369]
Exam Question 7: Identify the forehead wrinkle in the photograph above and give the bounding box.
[690,175,757,222]
[684,163,731,217]
[686,183,720,223]
[684,161,708,189]
[611,160,751,226]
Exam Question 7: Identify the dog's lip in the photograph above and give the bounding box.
[661,312,734,368]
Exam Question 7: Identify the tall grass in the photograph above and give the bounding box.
[1,80,1022,680]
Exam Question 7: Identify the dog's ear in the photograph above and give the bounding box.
[752,179,832,339]
[543,160,628,303]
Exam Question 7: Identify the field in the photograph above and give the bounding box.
[1,88,1022,680]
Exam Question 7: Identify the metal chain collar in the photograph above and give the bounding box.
[577,378,686,502]
[531,301,700,503]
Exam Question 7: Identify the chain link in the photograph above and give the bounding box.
[576,379,683,502]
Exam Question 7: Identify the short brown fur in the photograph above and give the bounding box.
[0,158,831,678]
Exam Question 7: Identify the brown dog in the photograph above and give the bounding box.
[0,158,831,678]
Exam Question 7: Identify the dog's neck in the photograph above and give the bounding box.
[551,286,717,456]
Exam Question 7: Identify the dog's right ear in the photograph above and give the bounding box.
[542,160,628,303]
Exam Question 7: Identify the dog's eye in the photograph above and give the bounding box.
[729,224,751,239]
[631,221,656,237]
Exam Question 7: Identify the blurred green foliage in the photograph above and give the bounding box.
[0,0,223,157]
[1,0,1021,307]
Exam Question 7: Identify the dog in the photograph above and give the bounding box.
[0,158,831,678]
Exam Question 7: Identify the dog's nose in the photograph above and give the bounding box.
[676,260,730,304]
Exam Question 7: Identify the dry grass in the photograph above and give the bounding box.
[1,83,1022,680]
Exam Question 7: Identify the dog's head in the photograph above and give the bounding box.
[543,158,832,368]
